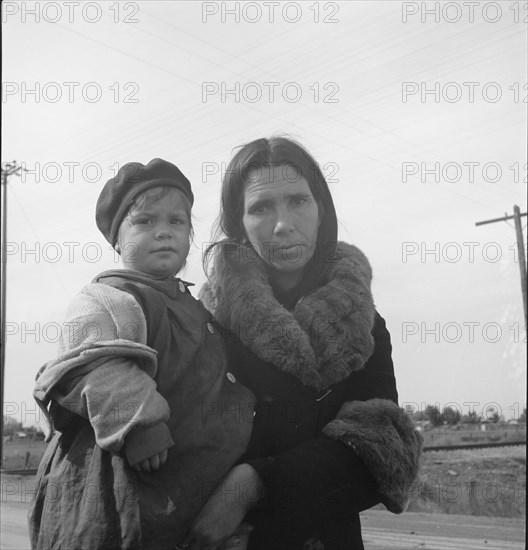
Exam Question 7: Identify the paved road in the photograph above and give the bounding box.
[1,502,31,550]
[361,509,525,549]
[1,501,525,549]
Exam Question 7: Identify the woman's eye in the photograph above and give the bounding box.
[292,198,307,207]
[250,205,268,215]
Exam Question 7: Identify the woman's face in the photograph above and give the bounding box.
[242,164,321,285]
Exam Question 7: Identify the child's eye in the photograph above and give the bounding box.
[134,218,153,225]
[171,217,187,225]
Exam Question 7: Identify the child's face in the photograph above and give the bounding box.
[117,188,191,279]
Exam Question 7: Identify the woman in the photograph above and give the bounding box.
[187,137,422,550]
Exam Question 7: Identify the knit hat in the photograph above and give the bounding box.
[96,158,194,246]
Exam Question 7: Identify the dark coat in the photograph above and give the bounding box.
[200,241,423,550]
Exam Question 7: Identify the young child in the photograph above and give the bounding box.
[28,159,255,550]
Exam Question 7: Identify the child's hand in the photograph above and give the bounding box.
[131,449,168,472]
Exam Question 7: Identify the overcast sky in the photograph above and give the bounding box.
[2,1,527,426]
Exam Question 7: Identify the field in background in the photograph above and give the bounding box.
[2,440,526,518]
[1,439,47,470]
[420,423,526,449]
[405,446,526,517]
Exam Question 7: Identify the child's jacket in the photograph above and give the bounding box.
[28,269,254,550]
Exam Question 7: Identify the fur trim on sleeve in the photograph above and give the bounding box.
[322,398,423,513]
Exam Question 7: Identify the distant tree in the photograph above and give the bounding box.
[442,406,461,425]
[2,415,22,437]
[424,404,443,427]
[411,409,426,422]
[487,407,501,423]
[519,408,527,423]
[460,411,481,424]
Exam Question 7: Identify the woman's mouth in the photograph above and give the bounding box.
[274,243,304,259]
[277,243,302,251]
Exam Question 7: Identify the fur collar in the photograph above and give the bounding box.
[200,241,375,391]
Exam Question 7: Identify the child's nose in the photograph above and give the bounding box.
[155,225,173,238]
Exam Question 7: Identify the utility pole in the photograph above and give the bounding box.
[1,162,24,467]
[476,205,527,325]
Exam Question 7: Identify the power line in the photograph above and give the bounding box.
[476,206,527,325]
[56,12,517,213]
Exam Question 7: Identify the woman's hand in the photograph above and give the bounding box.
[181,464,264,550]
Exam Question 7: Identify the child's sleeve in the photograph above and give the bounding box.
[35,283,174,464]
[53,356,173,463]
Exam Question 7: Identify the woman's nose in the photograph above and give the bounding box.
[274,207,295,235]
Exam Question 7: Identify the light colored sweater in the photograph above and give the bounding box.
[34,283,173,464]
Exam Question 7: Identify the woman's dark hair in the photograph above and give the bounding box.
[205,136,339,301]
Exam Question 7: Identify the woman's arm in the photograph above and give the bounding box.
[184,313,418,547]
[181,464,263,550]
[343,311,398,403]
[242,316,421,518]
[242,312,398,510]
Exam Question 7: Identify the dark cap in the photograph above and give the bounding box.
[96,158,194,246]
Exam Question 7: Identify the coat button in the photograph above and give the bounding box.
[206,322,215,334]
[226,372,236,383]
[178,281,185,292]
